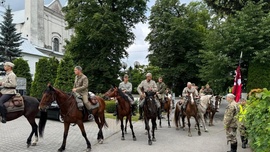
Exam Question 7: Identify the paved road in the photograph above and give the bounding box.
[0,99,252,152]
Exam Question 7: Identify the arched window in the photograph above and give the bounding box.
[53,38,59,52]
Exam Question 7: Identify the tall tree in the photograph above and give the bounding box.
[63,0,148,93]
[199,2,270,93]
[146,1,210,95]
[13,58,32,95]
[48,57,59,85]
[0,6,22,61]
[31,58,55,99]
[54,53,74,92]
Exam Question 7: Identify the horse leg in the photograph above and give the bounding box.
[98,113,106,144]
[159,116,162,128]
[187,117,192,137]
[128,115,136,141]
[120,118,125,140]
[210,111,215,126]
[201,112,208,132]
[94,115,101,140]
[167,110,171,128]
[125,117,128,134]
[152,118,156,142]
[182,116,186,131]
[77,121,91,152]
[145,119,152,145]
[26,117,38,147]
[58,122,70,152]
[195,116,201,136]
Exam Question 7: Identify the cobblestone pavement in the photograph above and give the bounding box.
[0,99,252,152]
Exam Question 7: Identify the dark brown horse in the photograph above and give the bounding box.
[0,94,47,148]
[206,95,222,126]
[39,84,107,152]
[175,93,201,137]
[159,96,171,128]
[143,91,158,145]
[104,86,136,141]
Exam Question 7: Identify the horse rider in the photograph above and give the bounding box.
[224,93,238,152]
[182,82,199,111]
[137,73,161,120]
[156,77,166,112]
[204,84,213,95]
[199,86,205,95]
[0,62,17,123]
[237,98,248,149]
[113,74,136,116]
[73,66,99,113]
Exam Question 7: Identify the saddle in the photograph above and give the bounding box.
[88,92,99,105]
[4,93,24,113]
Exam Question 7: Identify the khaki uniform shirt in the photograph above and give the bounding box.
[204,88,213,95]
[73,74,88,96]
[1,71,17,94]
[223,100,238,128]
[157,82,166,95]
[119,81,132,93]
[182,87,198,97]
[137,80,157,95]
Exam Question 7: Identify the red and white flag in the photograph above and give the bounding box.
[232,66,242,102]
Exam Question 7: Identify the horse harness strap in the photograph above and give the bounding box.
[58,94,74,118]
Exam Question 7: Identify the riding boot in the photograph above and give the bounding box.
[113,104,118,116]
[157,108,162,120]
[1,106,7,123]
[131,105,136,116]
[161,102,164,112]
[138,107,143,120]
[241,136,247,149]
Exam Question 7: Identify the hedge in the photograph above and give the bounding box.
[105,100,116,113]
[244,88,270,152]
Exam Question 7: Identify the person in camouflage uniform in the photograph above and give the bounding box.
[156,77,166,112]
[203,84,213,95]
[237,99,248,149]
[224,93,238,152]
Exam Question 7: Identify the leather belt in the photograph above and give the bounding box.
[3,87,16,89]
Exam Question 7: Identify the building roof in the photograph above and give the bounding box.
[12,10,25,24]
[20,38,49,57]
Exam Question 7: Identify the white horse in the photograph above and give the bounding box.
[197,95,213,132]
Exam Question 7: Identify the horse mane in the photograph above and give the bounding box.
[117,88,130,103]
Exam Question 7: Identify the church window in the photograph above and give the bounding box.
[53,38,59,52]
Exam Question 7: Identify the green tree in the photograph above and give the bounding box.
[31,58,52,99]
[63,0,148,93]
[13,58,32,95]
[48,57,59,85]
[204,0,270,15]
[0,6,22,61]
[199,2,270,93]
[54,53,74,92]
[146,1,210,95]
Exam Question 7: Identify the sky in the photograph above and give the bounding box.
[5,0,195,67]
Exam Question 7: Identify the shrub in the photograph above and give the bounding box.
[105,100,116,113]
[244,88,270,152]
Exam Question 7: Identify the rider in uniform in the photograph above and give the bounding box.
[73,66,99,113]
[224,93,238,152]
[204,84,213,95]
[114,74,136,116]
[137,73,161,120]
[156,77,166,112]
[0,62,17,123]
[182,82,199,111]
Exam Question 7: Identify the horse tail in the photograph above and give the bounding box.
[174,104,180,128]
[38,111,47,138]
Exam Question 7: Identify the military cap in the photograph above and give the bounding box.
[4,62,15,68]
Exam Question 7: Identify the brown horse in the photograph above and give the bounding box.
[143,91,158,145]
[104,86,136,141]
[159,96,171,128]
[39,84,107,152]
[175,93,201,137]
[0,95,47,147]
[206,95,222,126]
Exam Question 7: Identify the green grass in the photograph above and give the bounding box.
[105,112,140,122]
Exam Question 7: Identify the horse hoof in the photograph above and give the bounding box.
[32,143,37,146]
[168,125,171,128]
[85,148,91,152]
[27,144,31,148]
[145,131,148,135]
[188,134,192,137]
[198,132,202,136]
[160,126,162,128]
[176,127,179,130]
[133,137,137,141]
[205,130,208,132]
[58,149,64,152]
[121,137,125,140]
[99,139,104,144]
[152,138,156,142]
[148,140,152,145]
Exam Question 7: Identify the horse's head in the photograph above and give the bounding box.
[39,84,56,111]
[103,85,118,100]
[144,91,157,113]
[215,95,222,109]
[187,92,195,105]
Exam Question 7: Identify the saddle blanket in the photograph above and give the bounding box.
[88,92,99,105]
[4,93,24,113]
